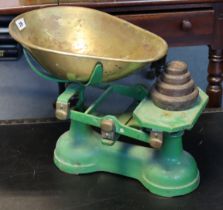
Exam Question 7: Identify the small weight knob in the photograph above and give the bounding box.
[151,60,199,111]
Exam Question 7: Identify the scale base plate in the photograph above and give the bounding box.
[54,121,199,197]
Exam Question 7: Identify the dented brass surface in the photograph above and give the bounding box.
[9,6,167,82]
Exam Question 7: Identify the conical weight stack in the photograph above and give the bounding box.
[151,60,199,111]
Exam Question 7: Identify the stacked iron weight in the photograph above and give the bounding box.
[151,60,199,111]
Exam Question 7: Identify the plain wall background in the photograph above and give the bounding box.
[0,45,210,120]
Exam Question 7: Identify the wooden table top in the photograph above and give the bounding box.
[59,0,223,6]
[0,0,57,14]
[0,0,223,14]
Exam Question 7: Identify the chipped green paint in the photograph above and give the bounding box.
[54,122,199,197]
[134,88,208,132]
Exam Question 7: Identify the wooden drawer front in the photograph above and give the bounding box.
[119,10,214,46]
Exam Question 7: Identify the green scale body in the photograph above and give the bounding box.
[24,50,208,197]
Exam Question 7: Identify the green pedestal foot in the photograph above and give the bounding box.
[142,132,199,197]
[142,153,199,197]
[54,121,99,174]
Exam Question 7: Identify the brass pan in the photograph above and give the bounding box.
[9,6,168,82]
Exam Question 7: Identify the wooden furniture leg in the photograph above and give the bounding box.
[207,46,223,107]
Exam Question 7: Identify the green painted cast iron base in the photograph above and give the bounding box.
[24,50,207,197]
[54,121,199,197]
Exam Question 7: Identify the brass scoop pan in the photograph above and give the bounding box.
[9,6,168,82]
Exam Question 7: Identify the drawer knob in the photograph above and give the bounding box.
[181,19,192,31]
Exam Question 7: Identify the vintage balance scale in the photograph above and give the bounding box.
[9,6,208,197]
